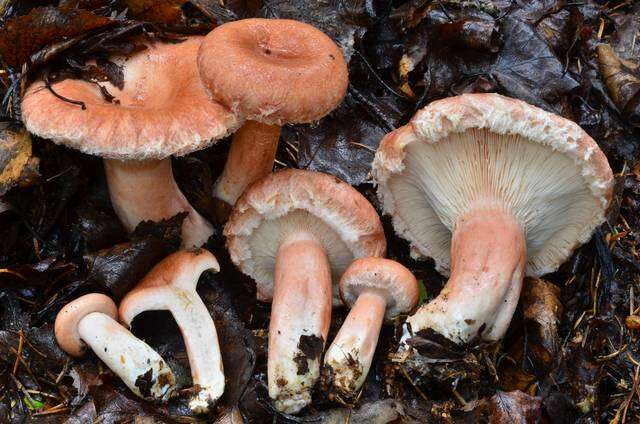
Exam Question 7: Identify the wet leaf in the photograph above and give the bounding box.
[0,6,113,69]
[489,390,542,424]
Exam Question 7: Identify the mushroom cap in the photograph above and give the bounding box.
[119,249,219,326]
[340,258,420,320]
[224,169,386,302]
[22,37,240,160]
[54,293,118,357]
[198,18,348,126]
[372,93,614,277]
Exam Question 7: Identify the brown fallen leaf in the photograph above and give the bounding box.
[597,43,640,127]
[123,0,186,24]
[489,390,542,424]
[0,6,113,69]
[0,124,38,196]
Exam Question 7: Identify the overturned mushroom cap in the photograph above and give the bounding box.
[224,169,386,301]
[198,18,348,125]
[373,93,614,277]
[22,37,240,160]
[54,293,118,357]
[340,258,419,320]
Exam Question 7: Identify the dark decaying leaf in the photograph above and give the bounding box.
[489,390,542,424]
[83,213,184,299]
[0,6,114,69]
[122,0,185,24]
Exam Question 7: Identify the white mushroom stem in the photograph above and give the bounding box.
[269,231,332,414]
[121,286,224,414]
[404,207,526,345]
[77,312,175,401]
[104,158,214,248]
[324,290,386,395]
[213,121,281,208]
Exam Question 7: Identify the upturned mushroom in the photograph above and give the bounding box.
[198,19,348,217]
[224,169,386,414]
[55,293,176,401]
[21,37,240,247]
[323,258,419,398]
[119,249,223,414]
[372,93,613,346]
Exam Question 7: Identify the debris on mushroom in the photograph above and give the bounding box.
[323,258,419,399]
[372,93,613,347]
[119,249,224,414]
[224,169,386,414]
[198,19,348,219]
[21,37,241,248]
[54,293,176,401]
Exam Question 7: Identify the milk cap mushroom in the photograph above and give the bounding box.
[224,169,385,413]
[198,19,348,218]
[22,37,241,247]
[372,93,613,345]
[119,249,224,414]
[323,258,419,398]
[55,293,176,401]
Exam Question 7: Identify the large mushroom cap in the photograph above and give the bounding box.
[22,37,240,160]
[373,93,614,277]
[224,169,386,301]
[198,18,348,125]
[340,258,419,320]
[54,293,118,357]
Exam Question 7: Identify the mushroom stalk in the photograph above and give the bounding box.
[405,207,526,344]
[324,290,386,396]
[77,312,175,401]
[269,231,332,414]
[213,121,281,213]
[104,158,213,248]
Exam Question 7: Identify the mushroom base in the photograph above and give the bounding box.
[322,290,386,398]
[404,206,526,345]
[104,158,214,248]
[213,120,281,216]
[268,231,332,414]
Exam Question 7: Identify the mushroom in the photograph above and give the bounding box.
[119,249,224,414]
[21,37,240,247]
[55,293,176,401]
[224,169,386,413]
[372,93,613,346]
[198,19,348,217]
[323,258,419,398]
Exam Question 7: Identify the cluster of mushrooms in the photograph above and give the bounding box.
[21,17,614,416]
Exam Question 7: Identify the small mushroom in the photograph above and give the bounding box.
[225,169,386,414]
[119,249,224,414]
[324,258,419,398]
[55,293,176,401]
[22,37,241,247]
[372,93,614,346]
[198,19,348,217]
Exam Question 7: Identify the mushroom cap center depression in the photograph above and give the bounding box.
[387,128,601,276]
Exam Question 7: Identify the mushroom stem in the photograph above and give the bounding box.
[213,121,281,214]
[77,311,175,401]
[324,290,386,396]
[405,207,526,344]
[269,231,332,414]
[169,293,225,414]
[104,158,214,248]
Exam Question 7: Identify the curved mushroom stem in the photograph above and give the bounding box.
[404,207,526,344]
[269,231,332,414]
[104,158,214,248]
[169,292,225,414]
[324,290,386,397]
[213,121,281,219]
[77,312,176,401]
